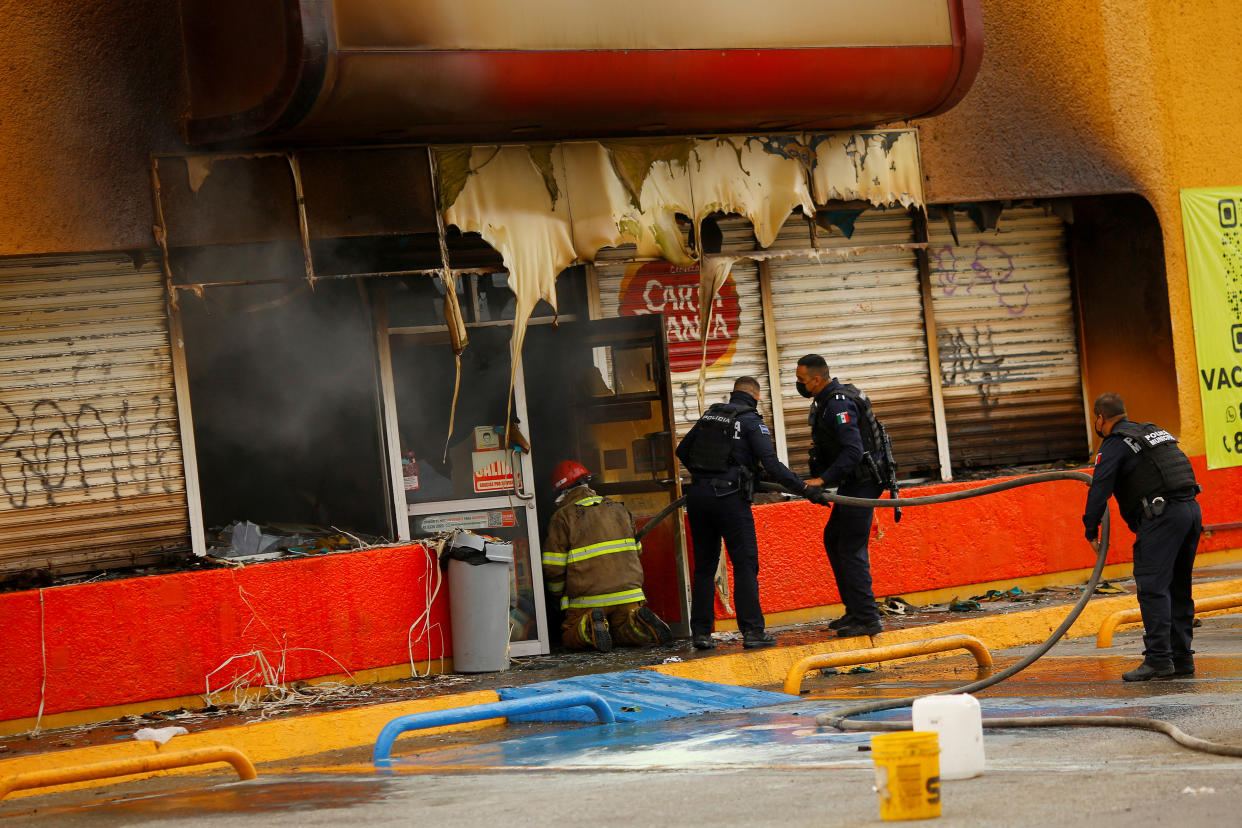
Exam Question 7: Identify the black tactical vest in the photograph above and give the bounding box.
[809,384,887,482]
[1109,422,1198,514]
[683,403,743,474]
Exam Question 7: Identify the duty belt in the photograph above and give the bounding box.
[690,477,738,489]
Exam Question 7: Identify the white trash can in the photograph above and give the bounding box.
[445,531,514,673]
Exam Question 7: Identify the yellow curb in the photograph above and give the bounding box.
[6,573,1242,800]
[0,690,500,800]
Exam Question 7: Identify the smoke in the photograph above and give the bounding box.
[180,276,390,536]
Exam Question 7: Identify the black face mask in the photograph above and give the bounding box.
[1095,427,1106,439]
[796,381,813,399]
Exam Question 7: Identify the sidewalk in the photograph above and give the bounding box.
[3,562,1242,800]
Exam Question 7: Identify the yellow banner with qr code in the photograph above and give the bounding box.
[1181,187,1242,469]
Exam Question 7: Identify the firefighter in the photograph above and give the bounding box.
[541,460,674,652]
[1082,393,1203,681]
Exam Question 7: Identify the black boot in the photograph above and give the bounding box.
[634,605,674,645]
[743,631,778,649]
[1172,657,1196,676]
[588,608,613,653]
[692,634,717,650]
[827,614,854,631]
[1122,662,1174,681]
[836,620,883,638]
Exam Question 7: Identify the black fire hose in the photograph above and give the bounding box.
[635,471,1242,757]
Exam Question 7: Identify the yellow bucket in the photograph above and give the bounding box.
[871,731,941,821]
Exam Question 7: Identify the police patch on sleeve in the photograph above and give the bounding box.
[759,424,771,436]
[1094,452,1101,465]
[836,412,852,425]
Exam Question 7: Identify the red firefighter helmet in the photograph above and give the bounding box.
[551,460,591,491]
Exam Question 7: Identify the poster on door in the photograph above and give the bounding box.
[472,449,522,492]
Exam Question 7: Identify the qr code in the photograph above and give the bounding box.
[1223,228,1242,321]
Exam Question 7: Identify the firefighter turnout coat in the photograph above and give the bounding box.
[542,484,646,610]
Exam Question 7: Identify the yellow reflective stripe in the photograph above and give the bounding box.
[565,588,646,609]
[574,496,603,506]
[547,580,564,595]
[541,551,568,566]
[566,537,640,563]
[560,595,569,610]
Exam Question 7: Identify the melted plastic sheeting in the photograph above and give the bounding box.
[440,131,923,421]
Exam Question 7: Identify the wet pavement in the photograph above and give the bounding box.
[4,615,1241,826]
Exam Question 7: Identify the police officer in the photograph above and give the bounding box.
[1082,393,1202,681]
[795,354,886,638]
[542,460,674,652]
[676,376,827,650]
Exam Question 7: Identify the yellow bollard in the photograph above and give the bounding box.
[1097,592,1242,648]
[872,731,941,821]
[0,747,257,800]
[783,635,993,695]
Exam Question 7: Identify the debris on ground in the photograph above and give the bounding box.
[971,586,1024,602]
[948,599,983,612]
[878,596,920,616]
[133,726,188,744]
[207,521,382,563]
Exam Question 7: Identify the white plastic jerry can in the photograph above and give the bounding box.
[911,694,985,780]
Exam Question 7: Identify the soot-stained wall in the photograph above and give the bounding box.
[0,0,186,255]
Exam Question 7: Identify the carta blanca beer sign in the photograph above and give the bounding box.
[1181,186,1242,468]
[617,261,741,373]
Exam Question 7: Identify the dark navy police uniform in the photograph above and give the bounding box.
[1082,418,1202,668]
[676,390,808,637]
[809,379,884,628]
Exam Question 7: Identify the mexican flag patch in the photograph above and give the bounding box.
[836,412,852,425]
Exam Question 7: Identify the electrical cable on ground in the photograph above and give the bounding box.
[635,470,1242,757]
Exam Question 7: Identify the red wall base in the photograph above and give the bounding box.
[0,544,449,722]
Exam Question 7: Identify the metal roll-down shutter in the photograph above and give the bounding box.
[926,205,1087,471]
[767,210,939,477]
[0,252,190,578]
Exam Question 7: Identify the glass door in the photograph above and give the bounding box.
[374,274,549,657]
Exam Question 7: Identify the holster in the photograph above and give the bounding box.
[738,465,756,504]
[1142,496,1167,519]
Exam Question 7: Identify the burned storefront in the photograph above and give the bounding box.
[151,130,941,653]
